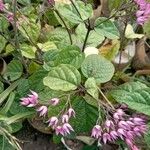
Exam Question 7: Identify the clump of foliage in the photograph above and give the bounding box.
[0,0,150,149]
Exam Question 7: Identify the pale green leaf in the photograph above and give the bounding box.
[37,41,57,52]
[125,24,144,39]
[43,64,81,91]
[81,54,115,83]
[20,44,36,59]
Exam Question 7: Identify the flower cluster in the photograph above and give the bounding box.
[134,0,150,25]
[0,0,4,11]
[47,108,75,136]
[91,109,148,150]
[21,91,75,136]
[20,90,38,107]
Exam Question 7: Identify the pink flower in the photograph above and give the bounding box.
[116,109,125,116]
[91,125,102,139]
[0,0,4,11]
[102,133,111,144]
[62,115,69,123]
[37,106,48,117]
[20,98,30,106]
[47,116,58,128]
[50,98,59,106]
[105,120,114,128]
[7,13,14,23]
[67,108,75,118]
[132,145,140,150]
[126,131,134,140]
[55,126,65,136]
[20,91,38,107]
[117,128,126,139]
[125,138,134,149]
[56,123,74,136]
[113,112,120,120]
[118,121,131,130]
[132,117,145,125]
[134,0,150,25]
[110,131,118,140]
[62,123,74,135]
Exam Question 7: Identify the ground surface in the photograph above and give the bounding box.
[15,121,65,150]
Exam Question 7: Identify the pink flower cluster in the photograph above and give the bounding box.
[47,108,75,136]
[0,0,4,11]
[20,90,38,107]
[134,0,150,25]
[91,109,148,150]
[21,91,75,136]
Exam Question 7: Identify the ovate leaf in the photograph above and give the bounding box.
[109,82,150,116]
[43,64,81,91]
[81,54,115,83]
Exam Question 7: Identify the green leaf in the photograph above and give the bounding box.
[145,124,150,148]
[109,82,150,116]
[85,78,99,99]
[0,17,9,32]
[17,79,30,97]
[55,3,81,25]
[1,92,15,114]
[43,64,81,91]
[95,17,120,39]
[71,96,98,133]
[20,44,36,59]
[76,23,105,47]
[3,60,23,81]
[144,20,150,38]
[6,112,34,125]
[18,17,41,42]
[49,27,71,46]
[11,122,22,133]
[0,81,4,94]
[37,41,57,52]
[0,35,7,53]
[55,1,92,28]
[0,80,21,104]
[81,54,115,83]
[28,69,48,92]
[0,136,15,150]
[18,0,31,5]
[75,1,93,21]
[54,45,85,69]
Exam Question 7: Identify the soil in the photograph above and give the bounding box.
[15,121,119,150]
[15,121,65,150]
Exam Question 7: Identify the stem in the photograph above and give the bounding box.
[98,88,115,110]
[82,26,91,52]
[54,10,73,45]
[13,0,28,73]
